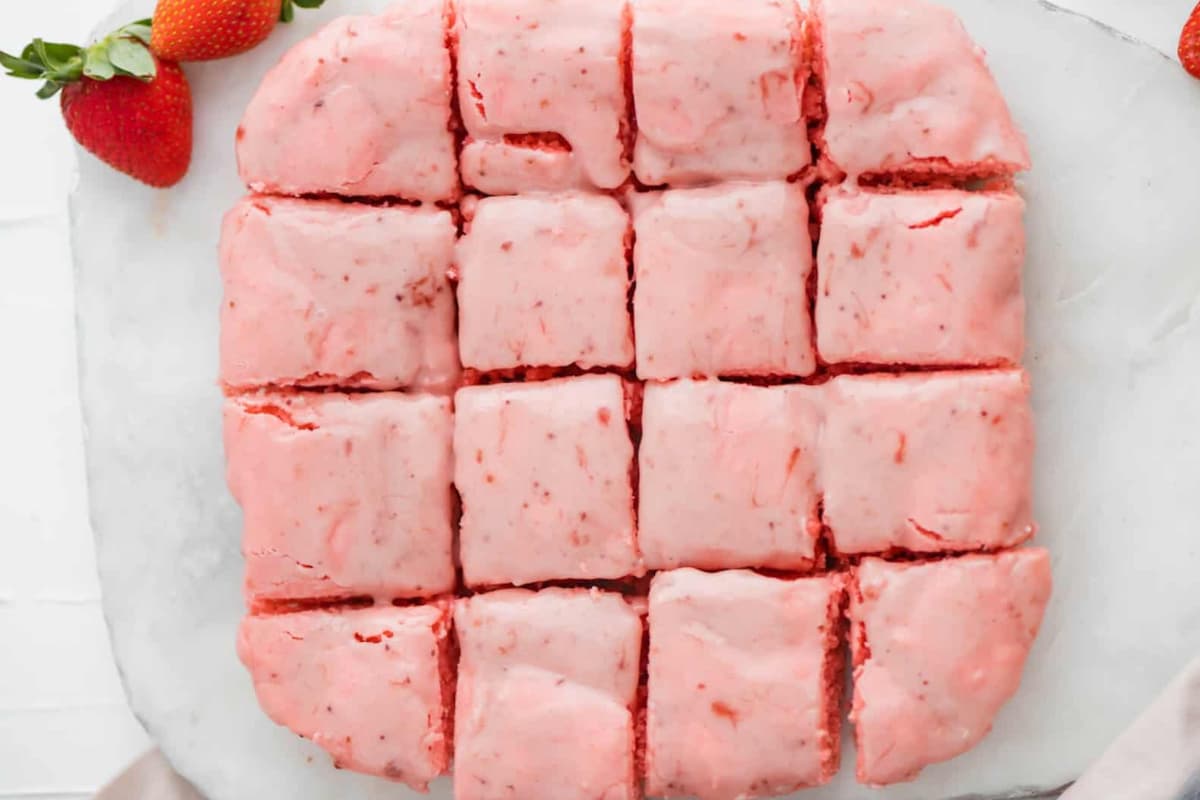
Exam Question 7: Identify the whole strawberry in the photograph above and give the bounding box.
[151,0,326,62]
[1,23,193,187]
[1181,2,1200,79]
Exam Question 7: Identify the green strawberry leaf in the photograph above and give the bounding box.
[83,47,115,80]
[119,19,153,45]
[279,0,295,23]
[106,37,155,79]
[0,50,46,78]
[34,40,82,69]
[293,0,326,7]
[35,79,62,99]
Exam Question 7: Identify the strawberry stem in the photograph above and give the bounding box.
[1,20,156,98]
[279,0,326,24]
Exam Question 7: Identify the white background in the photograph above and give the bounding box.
[0,0,1190,797]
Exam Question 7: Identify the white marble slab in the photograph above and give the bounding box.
[72,1,1200,798]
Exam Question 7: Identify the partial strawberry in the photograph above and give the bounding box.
[150,0,326,62]
[1,25,193,187]
[1181,2,1200,79]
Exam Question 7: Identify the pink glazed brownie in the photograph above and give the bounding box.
[646,569,844,799]
[816,188,1025,367]
[812,0,1030,180]
[219,197,459,393]
[224,392,455,607]
[454,375,641,587]
[237,603,454,789]
[639,380,823,572]
[454,588,643,800]
[632,181,816,380]
[631,0,810,186]
[822,369,1035,556]
[455,0,630,193]
[456,193,634,372]
[236,0,457,202]
[850,550,1052,785]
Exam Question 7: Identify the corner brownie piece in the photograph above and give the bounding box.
[454,375,641,587]
[237,603,454,789]
[813,0,1030,180]
[850,550,1052,785]
[639,380,823,571]
[454,588,642,800]
[647,569,844,799]
[224,392,455,606]
[220,197,459,393]
[456,0,629,193]
[631,0,810,186]
[822,370,1035,556]
[632,182,816,380]
[237,0,457,201]
[816,188,1025,367]
[456,193,634,372]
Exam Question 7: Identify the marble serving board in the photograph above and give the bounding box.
[73,1,1200,798]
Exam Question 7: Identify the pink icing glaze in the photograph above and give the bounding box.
[814,0,1031,179]
[237,603,452,788]
[631,0,810,186]
[456,193,634,371]
[647,569,844,799]
[850,549,1052,785]
[219,196,460,393]
[632,181,815,379]
[454,588,642,800]
[236,0,457,201]
[454,375,641,587]
[224,392,455,605]
[639,380,823,571]
[456,0,629,193]
[816,188,1025,367]
[822,370,1035,555]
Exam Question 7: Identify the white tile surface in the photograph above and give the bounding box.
[0,0,1191,796]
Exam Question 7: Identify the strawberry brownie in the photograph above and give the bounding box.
[456,193,634,372]
[455,0,629,193]
[632,182,815,380]
[454,588,642,800]
[812,0,1030,180]
[236,0,457,201]
[646,569,844,799]
[219,197,459,393]
[822,369,1035,556]
[224,392,455,607]
[816,188,1025,367]
[454,375,641,587]
[237,602,454,789]
[850,550,1052,785]
[639,380,823,571]
[631,0,809,186]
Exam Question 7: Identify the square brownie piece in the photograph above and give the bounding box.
[237,603,454,789]
[220,197,459,392]
[454,375,641,587]
[631,0,809,186]
[224,392,455,606]
[454,588,643,800]
[639,380,823,571]
[237,0,458,202]
[632,182,815,379]
[456,0,629,193]
[813,0,1030,180]
[816,188,1025,367]
[647,569,844,799]
[822,370,1035,555]
[849,550,1052,785]
[456,193,634,372]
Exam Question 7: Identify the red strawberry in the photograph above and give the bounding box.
[1181,2,1200,79]
[2,23,193,187]
[62,58,192,188]
[151,0,326,62]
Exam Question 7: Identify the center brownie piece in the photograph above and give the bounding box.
[454,375,641,587]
